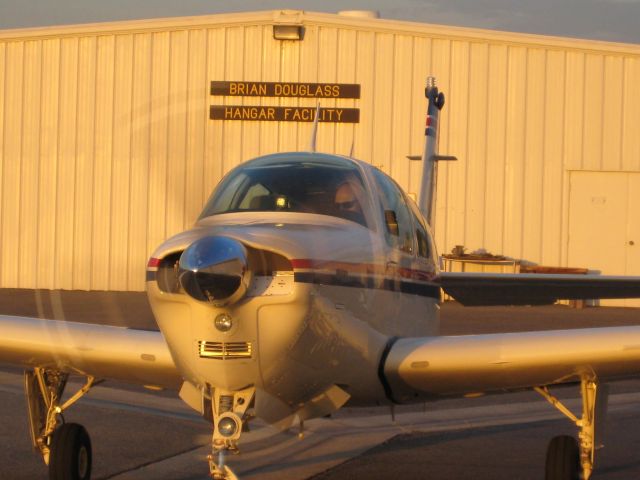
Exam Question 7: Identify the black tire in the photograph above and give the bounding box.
[545,435,580,480]
[49,423,92,480]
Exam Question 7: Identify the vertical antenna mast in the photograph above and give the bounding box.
[416,76,455,227]
[309,102,321,152]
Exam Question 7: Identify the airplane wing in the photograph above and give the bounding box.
[438,272,640,306]
[0,315,181,389]
[383,325,640,402]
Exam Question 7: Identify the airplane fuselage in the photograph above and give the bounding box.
[146,153,440,418]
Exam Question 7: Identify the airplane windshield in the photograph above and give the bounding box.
[199,159,372,228]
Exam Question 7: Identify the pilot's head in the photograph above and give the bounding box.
[334,180,365,225]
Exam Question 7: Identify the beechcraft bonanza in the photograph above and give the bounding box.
[3,77,640,480]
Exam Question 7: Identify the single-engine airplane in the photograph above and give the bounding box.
[2,77,640,480]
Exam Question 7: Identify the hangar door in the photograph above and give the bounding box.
[568,171,640,307]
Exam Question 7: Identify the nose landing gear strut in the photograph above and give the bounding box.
[207,386,255,480]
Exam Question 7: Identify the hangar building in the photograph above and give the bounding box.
[0,10,638,305]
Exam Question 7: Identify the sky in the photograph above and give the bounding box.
[0,0,639,45]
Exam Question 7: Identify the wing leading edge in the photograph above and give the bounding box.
[383,325,640,403]
[0,315,181,389]
[438,272,640,306]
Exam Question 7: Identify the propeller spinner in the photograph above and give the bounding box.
[178,236,251,306]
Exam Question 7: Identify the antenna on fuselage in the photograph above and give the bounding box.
[309,102,321,152]
[409,76,457,227]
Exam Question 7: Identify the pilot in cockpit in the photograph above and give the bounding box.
[334,179,366,226]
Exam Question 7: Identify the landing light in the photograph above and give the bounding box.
[214,313,234,332]
[217,414,240,438]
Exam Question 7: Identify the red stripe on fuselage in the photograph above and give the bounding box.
[147,257,160,270]
[291,258,437,282]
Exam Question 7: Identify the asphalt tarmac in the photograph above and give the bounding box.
[2,292,640,480]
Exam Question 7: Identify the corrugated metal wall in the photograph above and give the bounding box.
[1,11,639,291]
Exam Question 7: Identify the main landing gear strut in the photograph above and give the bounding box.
[24,368,97,480]
[207,386,255,480]
[535,377,609,480]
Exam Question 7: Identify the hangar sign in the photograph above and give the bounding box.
[211,81,360,99]
[210,81,360,123]
[210,105,359,123]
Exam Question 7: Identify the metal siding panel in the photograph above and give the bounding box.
[354,30,375,163]
[37,39,61,289]
[298,24,320,153]
[465,42,489,253]
[147,31,170,259]
[335,28,358,158]
[203,28,226,207]
[541,50,566,266]
[622,57,640,171]
[19,41,42,288]
[109,35,134,291]
[279,30,302,152]
[240,26,264,160]
[564,51,585,170]
[183,29,206,229]
[91,35,115,290]
[390,35,414,192]
[166,30,188,238]
[222,27,244,174]
[314,27,337,154]
[128,33,152,291]
[73,37,97,289]
[444,41,470,251]
[483,44,508,255]
[503,46,527,259]
[1,42,23,288]
[582,54,604,170]
[408,37,431,199]
[602,56,624,170]
[55,38,80,290]
[522,48,546,263]
[259,26,281,156]
[371,33,394,173]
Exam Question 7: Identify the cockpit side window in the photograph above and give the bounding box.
[371,169,414,254]
[407,199,431,259]
[199,161,373,228]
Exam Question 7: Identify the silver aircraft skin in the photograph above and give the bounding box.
[147,152,440,413]
[3,79,640,480]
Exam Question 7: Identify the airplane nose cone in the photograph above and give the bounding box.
[179,236,251,306]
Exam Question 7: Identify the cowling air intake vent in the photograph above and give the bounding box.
[198,341,253,359]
